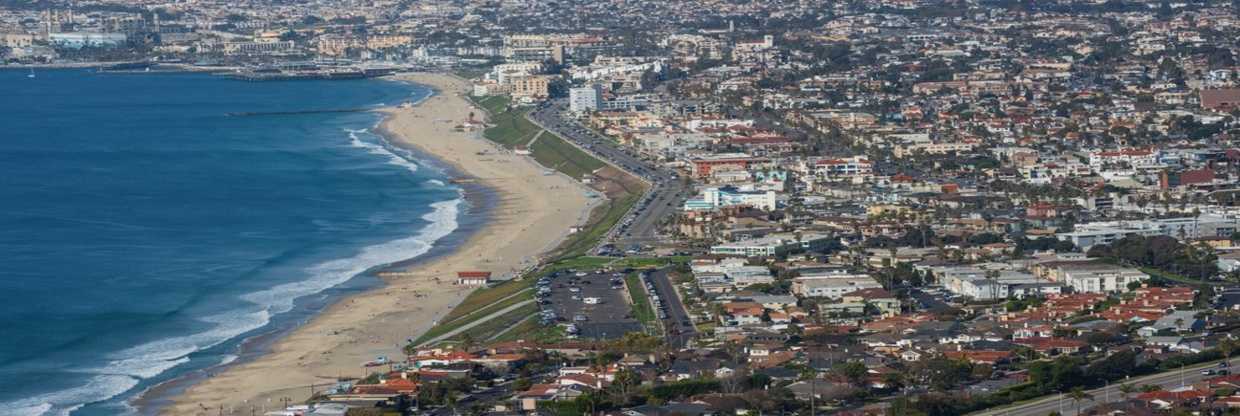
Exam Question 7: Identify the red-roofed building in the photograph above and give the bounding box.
[456,271,491,286]
[943,350,1014,365]
[688,155,771,178]
[1136,389,1210,409]
[1012,337,1087,356]
[1202,88,1240,111]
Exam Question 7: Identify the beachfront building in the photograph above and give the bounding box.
[48,32,127,48]
[457,271,492,286]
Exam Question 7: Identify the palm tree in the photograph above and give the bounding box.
[1118,383,1135,401]
[1069,386,1093,415]
[1220,338,1237,363]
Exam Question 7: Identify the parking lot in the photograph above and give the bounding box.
[535,270,643,340]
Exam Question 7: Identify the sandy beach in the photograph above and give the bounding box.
[163,73,597,415]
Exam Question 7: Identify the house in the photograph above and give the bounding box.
[943,349,1014,365]
[513,383,587,411]
[666,358,721,381]
[840,288,900,316]
[1012,337,1086,356]
[1137,310,1205,337]
[1135,388,1210,409]
[623,403,715,416]
[456,271,491,286]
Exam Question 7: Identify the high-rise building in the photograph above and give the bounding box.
[569,84,602,114]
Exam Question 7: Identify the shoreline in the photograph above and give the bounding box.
[132,153,497,414]
[158,73,598,415]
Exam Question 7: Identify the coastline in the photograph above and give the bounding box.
[158,73,598,415]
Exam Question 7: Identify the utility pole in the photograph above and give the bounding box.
[810,372,816,416]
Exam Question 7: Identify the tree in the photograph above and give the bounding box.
[833,360,868,386]
[1118,383,1136,401]
[1220,338,1237,362]
[1068,386,1092,415]
[610,367,641,403]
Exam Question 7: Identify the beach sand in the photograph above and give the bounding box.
[163,73,596,415]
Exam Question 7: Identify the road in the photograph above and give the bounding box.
[971,357,1239,416]
[647,268,696,347]
[527,99,689,251]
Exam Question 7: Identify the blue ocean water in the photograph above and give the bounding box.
[0,70,461,415]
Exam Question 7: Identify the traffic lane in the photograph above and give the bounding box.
[972,357,1239,416]
[647,269,695,347]
[533,105,686,242]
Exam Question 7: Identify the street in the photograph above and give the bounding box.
[647,268,696,347]
[527,99,690,251]
[971,357,1239,416]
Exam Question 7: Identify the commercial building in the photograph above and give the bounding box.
[48,32,127,48]
[792,273,883,299]
[709,233,832,257]
[683,186,778,211]
[1057,215,1240,250]
[1061,267,1148,293]
[569,84,602,114]
[686,153,771,178]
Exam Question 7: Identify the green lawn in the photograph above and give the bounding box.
[625,273,658,332]
[493,316,567,344]
[471,94,606,180]
[415,287,534,344]
[447,302,539,343]
[529,133,606,179]
[1140,267,1221,286]
[556,192,641,258]
[435,278,535,323]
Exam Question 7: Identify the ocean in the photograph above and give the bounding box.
[0,69,464,415]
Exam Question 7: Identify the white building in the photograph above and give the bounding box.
[1057,215,1240,250]
[709,233,832,257]
[569,84,602,114]
[792,273,882,299]
[1062,267,1149,293]
[683,186,778,211]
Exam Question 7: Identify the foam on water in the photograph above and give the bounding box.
[4,375,137,416]
[1,125,463,416]
[347,128,418,173]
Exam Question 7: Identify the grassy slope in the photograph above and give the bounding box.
[624,273,658,332]
[529,133,606,179]
[448,302,539,343]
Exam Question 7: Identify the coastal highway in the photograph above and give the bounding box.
[527,99,689,250]
[970,357,1239,416]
